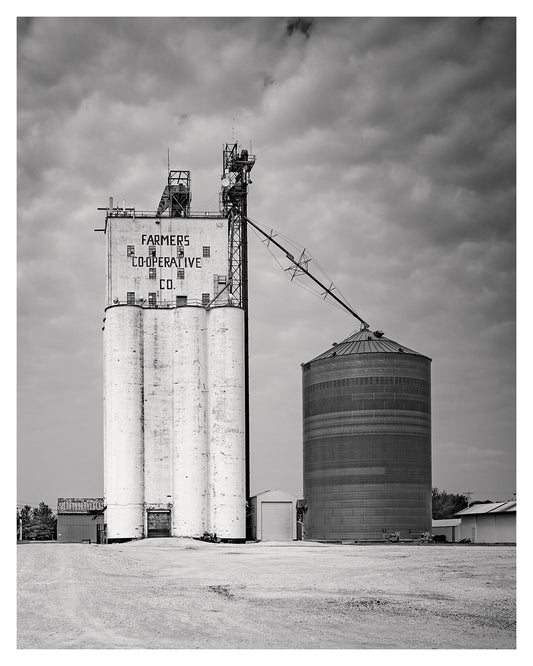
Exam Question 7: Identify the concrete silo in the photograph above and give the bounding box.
[302,328,432,541]
[101,146,254,542]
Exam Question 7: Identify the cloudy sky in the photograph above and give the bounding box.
[17,16,516,510]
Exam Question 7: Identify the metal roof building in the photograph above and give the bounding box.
[249,490,298,541]
[57,498,105,544]
[432,518,462,542]
[455,501,516,516]
[454,501,516,543]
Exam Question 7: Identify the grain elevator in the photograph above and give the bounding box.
[101,145,254,542]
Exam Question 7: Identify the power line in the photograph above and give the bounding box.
[17,501,57,509]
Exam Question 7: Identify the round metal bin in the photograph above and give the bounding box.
[302,329,432,541]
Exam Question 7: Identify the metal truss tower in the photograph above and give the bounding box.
[221,143,255,529]
[157,170,191,217]
[221,144,255,306]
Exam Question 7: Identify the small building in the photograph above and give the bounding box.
[432,518,462,542]
[57,498,105,544]
[454,501,516,544]
[250,490,298,541]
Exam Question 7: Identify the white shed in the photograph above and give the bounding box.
[454,501,516,543]
[432,518,462,542]
[250,490,298,541]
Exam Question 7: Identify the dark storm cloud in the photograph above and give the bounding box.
[286,18,313,39]
[18,17,515,506]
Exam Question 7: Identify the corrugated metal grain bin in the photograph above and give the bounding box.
[302,328,432,541]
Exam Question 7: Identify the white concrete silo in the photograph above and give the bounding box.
[104,306,145,540]
[172,306,209,536]
[207,306,246,540]
[143,309,173,509]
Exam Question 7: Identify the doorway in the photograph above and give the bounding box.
[147,510,171,538]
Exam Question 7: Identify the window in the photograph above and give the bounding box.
[177,268,185,280]
[127,292,135,305]
[177,245,184,257]
[127,245,135,257]
[202,293,210,306]
[218,275,227,284]
[176,295,187,307]
[202,246,211,258]
[148,246,156,257]
[149,267,156,279]
[148,292,157,306]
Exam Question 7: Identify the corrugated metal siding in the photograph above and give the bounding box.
[261,502,293,541]
[250,497,258,540]
[491,502,516,513]
[57,514,103,543]
[309,329,427,362]
[475,514,516,543]
[456,501,516,516]
[459,513,516,543]
[303,351,432,541]
[432,519,461,528]
[57,498,104,512]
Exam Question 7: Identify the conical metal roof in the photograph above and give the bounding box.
[308,328,429,362]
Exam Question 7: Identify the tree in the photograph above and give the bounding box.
[432,488,468,520]
[17,503,57,541]
[17,505,33,540]
[29,502,57,540]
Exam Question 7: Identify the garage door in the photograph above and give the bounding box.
[147,511,171,538]
[261,502,293,541]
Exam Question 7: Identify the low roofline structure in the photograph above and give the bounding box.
[454,501,516,516]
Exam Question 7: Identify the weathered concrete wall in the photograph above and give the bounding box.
[104,214,246,541]
[172,307,209,537]
[107,216,228,306]
[103,305,246,540]
[207,307,246,539]
[143,309,173,508]
[104,306,145,540]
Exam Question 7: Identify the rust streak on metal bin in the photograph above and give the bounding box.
[302,329,432,541]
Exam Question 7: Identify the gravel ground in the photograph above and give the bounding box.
[17,539,515,649]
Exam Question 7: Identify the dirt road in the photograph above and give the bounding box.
[17,539,515,649]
